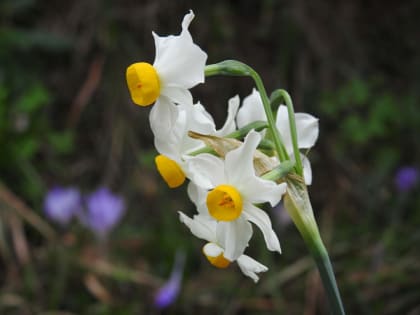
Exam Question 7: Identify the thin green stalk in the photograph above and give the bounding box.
[306,236,346,315]
[270,89,303,176]
[284,177,346,315]
[205,61,289,162]
[247,67,289,162]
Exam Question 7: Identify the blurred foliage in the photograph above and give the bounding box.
[0,0,420,314]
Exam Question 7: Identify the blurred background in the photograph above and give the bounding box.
[1,0,420,314]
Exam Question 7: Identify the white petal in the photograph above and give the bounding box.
[173,103,215,155]
[216,217,252,261]
[225,130,286,206]
[203,242,224,258]
[187,182,210,216]
[225,131,261,187]
[301,154,313,185]
[236,89,266,128]
[160,85,193,105]
[183,102,216,136]
[243,203,281,254]
[237,255,268,283]
[179,212,216,243]
[153,11,207,90]
[215,95,240,136]
[276,105,319,154]
[152,105,187,160]
[150,97,179,141]
[184,154,225,189]
[275,105,293,154]
[241,179,287,207]
[294,112,319,149]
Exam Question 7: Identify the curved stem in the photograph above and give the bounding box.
[246,67,289,162]
[205,61,289,162]
[270,89,303,176]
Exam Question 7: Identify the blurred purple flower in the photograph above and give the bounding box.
[85,187,125,237]
[154,251,185,309]
[394,167,419,192]
[44,187,81,225]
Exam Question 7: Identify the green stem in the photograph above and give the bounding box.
[205,61,289,162]
[306,236,346,315]
[261,160,295,181]
[270,89,303,176]
[284,178,346,315]
[248,68,289,162]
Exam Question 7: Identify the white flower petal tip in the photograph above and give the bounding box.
[237,255,269,283]
[182,10,195,30]
[202,242,224,257]
[152,11,207,94]
[236,89,265,128]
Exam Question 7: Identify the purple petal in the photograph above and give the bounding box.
[85,187,126,236]
[154,252,185,309]
[394,167,419,192]
[43,186,81,225]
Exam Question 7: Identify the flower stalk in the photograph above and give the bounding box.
[284,176,346,315]
[129,12,345,306]
[270,89,303,177]
[206,60,345,314]
[205,60,289,162]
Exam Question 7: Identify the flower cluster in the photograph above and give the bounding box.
[44,186,125,238]
[126,11,319,282]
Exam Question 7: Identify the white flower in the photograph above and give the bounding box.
[126,10,207,107]
[153,96,239,188]
[236,89,319,184]
[178,212,268,282]
[236,88,266,129]
[186,131,287,260]
[275,105,319,185]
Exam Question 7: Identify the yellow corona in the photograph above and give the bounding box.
[206,184,243,221]
[126,62,160,106]
[155,155,186,188]
[203,244,231,268]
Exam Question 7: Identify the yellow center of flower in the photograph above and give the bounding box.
[126,62,160,106]
[155,155,186,188]
[206,185,243,221]
[202,243,231,268]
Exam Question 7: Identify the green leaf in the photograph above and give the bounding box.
[12,137,39,160]
[16,84,50,113]
[48,131,74,154]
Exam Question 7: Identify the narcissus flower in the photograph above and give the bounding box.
[187,131,287,260]
[126,10,207,107]
[237,90,319,184]
[236,88,266,129]
[275,105,318,184]
[179,212,268,282]
[152,97,239,188]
